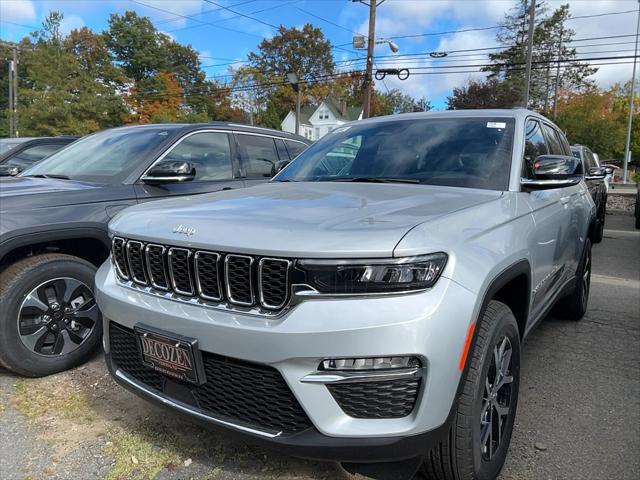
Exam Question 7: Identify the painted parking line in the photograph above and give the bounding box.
[591,274,640,289]
[603,229,640,237]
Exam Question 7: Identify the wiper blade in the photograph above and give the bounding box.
[332,176,421,184]
[25,174,71,180]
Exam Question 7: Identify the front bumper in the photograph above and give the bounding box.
[96,260,476,461]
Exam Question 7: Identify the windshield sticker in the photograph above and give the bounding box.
[487,122,507,129]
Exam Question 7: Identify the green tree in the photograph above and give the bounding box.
[447,78,514,109]
[375,89,428,116]
[486,1,596,110]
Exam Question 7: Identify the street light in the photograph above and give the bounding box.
[287,72,301,136]
[376,39,399,53]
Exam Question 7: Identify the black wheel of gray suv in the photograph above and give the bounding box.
[0,254,102,377]
[420,301,521,480]
[592,205,605,244]
[555,238,591,322]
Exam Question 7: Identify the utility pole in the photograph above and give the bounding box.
[552,27,563,120]
[1,41,18,137]
[362,0,377,119]
[8,55,14,137]
[622,0,640,184]
[12,46,18,137]
[522,0,536,108]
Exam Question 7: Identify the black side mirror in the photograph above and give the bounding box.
[0,165,21,177]
[586,166,607,180]
[521,155,582,189]
[274,160,290,174]
[141,160,195,184]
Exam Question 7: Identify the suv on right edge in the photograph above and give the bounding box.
[96,110,601,480]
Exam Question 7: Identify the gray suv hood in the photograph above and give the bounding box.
[110,182,502,258]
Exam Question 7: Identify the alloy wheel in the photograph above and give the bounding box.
[17,277,98,356]
[480,336,514,461]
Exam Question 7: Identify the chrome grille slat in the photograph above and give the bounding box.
[258,258,291,310]
[168,247,193,296]
[111,238,290,313]
[145,244,169,291]
[126,240,147,285]
[112,237,129,279]
[194,251,223,301]
[225,255,255,306]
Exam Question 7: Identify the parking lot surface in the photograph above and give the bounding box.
[1,214,638,480]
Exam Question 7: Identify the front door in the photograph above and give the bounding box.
[135,130,242,201]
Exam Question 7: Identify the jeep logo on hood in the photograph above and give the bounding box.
[173,224,196,236]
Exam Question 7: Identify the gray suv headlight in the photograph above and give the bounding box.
[297,253,448,294]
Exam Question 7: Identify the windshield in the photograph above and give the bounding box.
[22,128,175,183]
[275,117,515,190]
[0,139,29,155]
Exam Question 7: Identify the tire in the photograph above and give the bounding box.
[555,238,592,322]
[591,204,605,244]
[0,254,102,377]
[420,301,521,480]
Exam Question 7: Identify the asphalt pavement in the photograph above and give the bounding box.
[0,213,638,480]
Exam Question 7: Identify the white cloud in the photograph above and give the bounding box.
[60,14,85,35]
[0,0,36,23]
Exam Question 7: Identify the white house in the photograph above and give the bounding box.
[281,98,363,141]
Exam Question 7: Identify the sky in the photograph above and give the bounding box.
[0,0,638,109]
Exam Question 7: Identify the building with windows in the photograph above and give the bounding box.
[281,98,363,141]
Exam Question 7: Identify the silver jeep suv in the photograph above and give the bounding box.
[95,110,599,480]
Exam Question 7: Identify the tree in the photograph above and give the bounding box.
[447,78,515,109]
[555,89,626,159]
[246,24,336,124]
[15,12,128,135]
[376,89,429,115]
[129,71,184,124]
[486,1,596,110]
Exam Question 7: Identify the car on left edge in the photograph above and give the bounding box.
[0,136,79,177]
[0,123,310,377]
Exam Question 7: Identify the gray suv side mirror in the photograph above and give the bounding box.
[521,155,582,189]
[141,160,196,184]
[585,166,607,180]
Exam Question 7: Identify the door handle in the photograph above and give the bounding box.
[222,187,233,191]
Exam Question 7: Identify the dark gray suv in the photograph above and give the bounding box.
[0,123,309,377]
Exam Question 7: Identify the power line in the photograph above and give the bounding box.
[202,0,279,30]
[154,0,258,27]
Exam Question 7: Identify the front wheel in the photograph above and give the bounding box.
[0,254,102,377]
[420,301,521,480]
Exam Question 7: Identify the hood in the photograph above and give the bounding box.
[110,182,502,258]
[0,176,104,211]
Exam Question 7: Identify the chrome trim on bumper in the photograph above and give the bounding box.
[300,368,422,385]
[114,368,283,439]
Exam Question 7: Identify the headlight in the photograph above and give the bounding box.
[297,253,448,294]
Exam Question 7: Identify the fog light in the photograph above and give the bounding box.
[320,356,421,371]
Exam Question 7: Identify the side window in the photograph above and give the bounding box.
[162,132,232,181]
[555,130,572,156]
[584,150,596,171]
[7,143,64,168]
[541,123,564,155]
[237,134,279,178]
[284,140,307,159]
[523,120,548,178]
[274,138,290,161]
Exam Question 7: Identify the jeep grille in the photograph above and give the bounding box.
[111,237,291,312]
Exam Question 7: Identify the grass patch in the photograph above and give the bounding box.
[14,378,93,423]
[103,421,187,480]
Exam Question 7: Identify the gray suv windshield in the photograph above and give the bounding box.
[22,128,174,183]
[275,117,515,190]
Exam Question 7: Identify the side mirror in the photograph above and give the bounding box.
[521,155,582,189]
[585,166,607,180]
[274,160,290,174]
[141,160,195,184]
[0,165,21,177]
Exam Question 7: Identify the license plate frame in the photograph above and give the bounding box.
[134,324,206,385]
